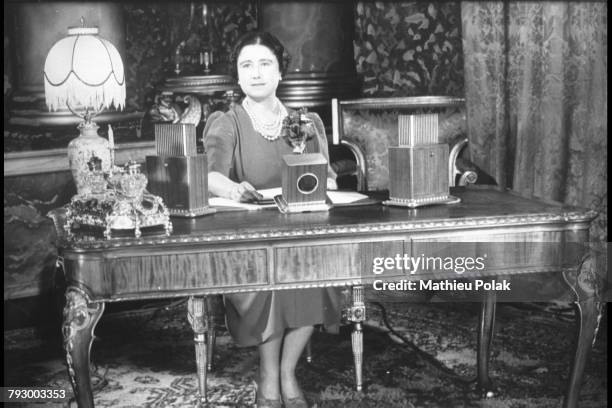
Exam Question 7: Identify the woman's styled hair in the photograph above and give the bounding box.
[229,31,291,79]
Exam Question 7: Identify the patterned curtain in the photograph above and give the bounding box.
[461,2,607,242]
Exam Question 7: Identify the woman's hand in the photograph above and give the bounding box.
[230,181,263,203]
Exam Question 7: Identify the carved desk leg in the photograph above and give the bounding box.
[63,287,105,408]
[477,289,497,398]
[562,254,604,408]
[188,296,210,406]
[205,296,217,372]
[342,285,366,392]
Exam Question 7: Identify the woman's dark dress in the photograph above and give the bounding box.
[203,103,341,346]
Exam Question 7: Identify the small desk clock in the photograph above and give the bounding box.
[384,113,460,208]
[146,123,216,217]
[274,152,330,213]
[274,109,331,213]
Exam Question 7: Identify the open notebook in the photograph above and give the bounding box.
[209,188,373,211]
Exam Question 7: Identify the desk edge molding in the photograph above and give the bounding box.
[59,210,597,252]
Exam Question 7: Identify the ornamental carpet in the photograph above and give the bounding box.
[4,301,607,408]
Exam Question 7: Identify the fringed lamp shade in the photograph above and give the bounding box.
[43,26,125,113]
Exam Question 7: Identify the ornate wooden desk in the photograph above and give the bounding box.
[53,186,602,408]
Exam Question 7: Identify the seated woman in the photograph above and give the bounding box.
[203,31,342,408]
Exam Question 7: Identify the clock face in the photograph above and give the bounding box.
[297,173,319,194]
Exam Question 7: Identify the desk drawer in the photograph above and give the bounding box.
[275,240,404,283]
[410,230,576,277]
[101,249,268,295]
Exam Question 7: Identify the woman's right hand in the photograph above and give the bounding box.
[230,181,263,203]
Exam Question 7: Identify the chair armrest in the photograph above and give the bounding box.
[332,132,487,190]
[329,138,368,191]
[340,139,367,191]
[448,135,478,187]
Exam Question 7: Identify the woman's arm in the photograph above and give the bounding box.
[204,111,262,202]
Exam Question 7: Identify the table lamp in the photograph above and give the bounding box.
[43,18,125,195]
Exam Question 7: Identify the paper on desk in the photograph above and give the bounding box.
[209,197,274,210]
[326,190,370,204]
[209,189,370,210]
[259,188,369,204]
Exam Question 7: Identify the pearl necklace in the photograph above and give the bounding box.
[242,97,288,141]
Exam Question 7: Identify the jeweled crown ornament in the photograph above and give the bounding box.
[82,153,108,194]
[110,161,148,200]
